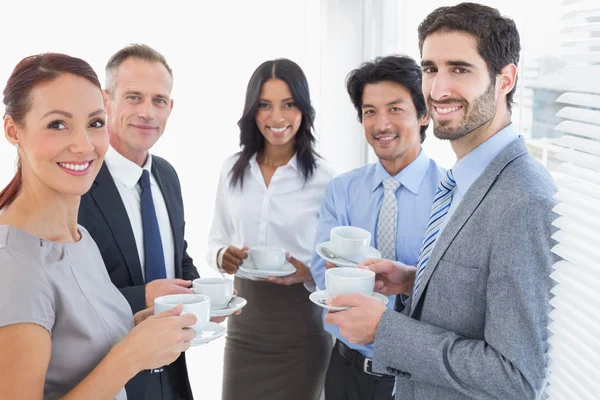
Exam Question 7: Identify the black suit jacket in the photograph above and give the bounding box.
[78,155,199,400]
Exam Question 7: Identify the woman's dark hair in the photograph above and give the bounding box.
[0,53,102,210]
[418,2,520,111]
[346,55,429,143]
[230,58,318,189]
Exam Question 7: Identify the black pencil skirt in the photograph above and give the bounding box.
[221,277,332,400]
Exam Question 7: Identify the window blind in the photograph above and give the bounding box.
[545,1,600,399]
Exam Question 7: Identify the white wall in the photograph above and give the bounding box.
[316,0,371,172]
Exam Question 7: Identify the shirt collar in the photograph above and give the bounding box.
[371,148,430,195]
[249,152,299,172]
[452,123,519,196]
[104,146,153,189]
[288,153,299,171]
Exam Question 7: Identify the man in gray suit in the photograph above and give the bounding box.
[325,3,557,399]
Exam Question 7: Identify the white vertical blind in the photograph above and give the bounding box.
[546,1,600,399]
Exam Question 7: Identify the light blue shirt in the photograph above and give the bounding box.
[440,123,520,235]
[310,150,444,359]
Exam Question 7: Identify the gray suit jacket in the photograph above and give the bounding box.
[372,138,557,400]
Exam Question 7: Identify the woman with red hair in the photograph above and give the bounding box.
[0,53,196,400]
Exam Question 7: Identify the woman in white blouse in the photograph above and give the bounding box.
[207,58,336,400]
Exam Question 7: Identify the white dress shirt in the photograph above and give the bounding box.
[104,147,176,281]
[206,153,336,281]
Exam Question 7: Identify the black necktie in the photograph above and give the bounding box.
[139,170,166,282]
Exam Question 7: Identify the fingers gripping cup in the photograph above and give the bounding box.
[153,294,211,333]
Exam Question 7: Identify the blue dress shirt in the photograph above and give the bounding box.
[310,149,444,358]
[439,123,519,236]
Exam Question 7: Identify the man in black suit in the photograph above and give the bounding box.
[78,44,199,400]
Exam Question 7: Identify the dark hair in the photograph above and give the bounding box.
[346,55,428,143]
[105,43,172,93]
[0,53,102,210]
[418,2,520,111]
[230,58,318,189]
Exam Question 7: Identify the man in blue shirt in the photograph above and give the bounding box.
[310,55,444,399]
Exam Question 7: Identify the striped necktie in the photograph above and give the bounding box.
[412,169,456,299]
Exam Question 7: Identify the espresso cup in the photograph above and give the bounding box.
[247,247,287,271]
[325,267,375,297]
[154,294,211,333]
[330,226,371,261]
[193,277,234,310]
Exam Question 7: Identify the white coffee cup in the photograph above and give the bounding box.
[330,226,371,261]
[325,267,375,297]
[154,294,211,333]
[193,278,234,310]
[247,247,287,271]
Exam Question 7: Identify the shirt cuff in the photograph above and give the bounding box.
[217,246,228,271]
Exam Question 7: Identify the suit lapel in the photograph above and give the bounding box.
[152,163,183,278]
[91,164,145,285]
[409,138,529,316]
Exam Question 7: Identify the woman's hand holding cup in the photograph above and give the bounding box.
[118,304,197,373]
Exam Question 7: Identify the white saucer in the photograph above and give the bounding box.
[316,242,382,267]
[239,259,296,278]
[210,296,247,317]
[191,322,227,346]
[309,290,389,312]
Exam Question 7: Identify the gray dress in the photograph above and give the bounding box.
[0,225,134,400]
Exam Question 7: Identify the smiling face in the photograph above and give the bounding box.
[361,80,427,173]
[421,31,498,141]
[255,78,302,149]
[5,73,108,197]
[104,57,173,165]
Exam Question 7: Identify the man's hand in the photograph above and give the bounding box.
[221,245,248,274]
[145,278,194,308]
[267,254,315,286]
[359,258,416,296]
[324,293,387,345]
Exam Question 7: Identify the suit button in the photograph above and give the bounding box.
[403,372,412,379]
[386,367,395,374]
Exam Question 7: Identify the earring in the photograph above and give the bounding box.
[15,143,19,151]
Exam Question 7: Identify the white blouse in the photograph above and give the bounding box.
[206,152,336,281]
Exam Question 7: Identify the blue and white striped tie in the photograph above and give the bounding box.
[412,169,456,298]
